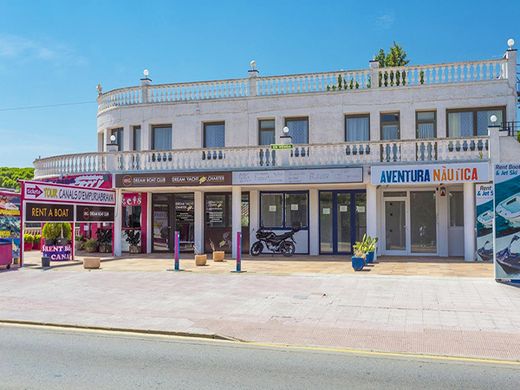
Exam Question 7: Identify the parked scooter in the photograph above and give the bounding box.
[250,227,300,257]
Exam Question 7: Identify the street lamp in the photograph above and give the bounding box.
[507,38,515,50]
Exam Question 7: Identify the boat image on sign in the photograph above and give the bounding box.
[477,240,493,261]
[496,235,520,274]
[496,194,520,227]
[477,210,494,229]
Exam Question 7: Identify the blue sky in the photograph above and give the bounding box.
[0,0,518,167]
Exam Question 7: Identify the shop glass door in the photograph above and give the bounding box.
[152,196,170,252]
[174,194,195,251]
[384,199,407,252]
[336,193,352,253]
[319,190,366,254]
[410,191,437,253]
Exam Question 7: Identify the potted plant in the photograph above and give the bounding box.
[75,235,86,251]
[96,229,112,253]
[209,239,225,262]
[352,239,367,271]
[194,245,207,266]
[23,234,33,251]
[365,236,379,264]
[32,234,42,250]
[84,239,98,253]
[125,230,141,254]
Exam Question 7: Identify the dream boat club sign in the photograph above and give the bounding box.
[115,172,232,188]
[371,162,489,185]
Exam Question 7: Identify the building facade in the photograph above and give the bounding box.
[34,42,520,260]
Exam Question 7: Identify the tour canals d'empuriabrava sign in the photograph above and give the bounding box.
[370,162,490,185]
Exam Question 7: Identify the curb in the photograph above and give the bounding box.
[0,319,239,342]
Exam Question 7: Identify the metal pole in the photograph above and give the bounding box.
[174,231,180,271]
[236,231,241,272]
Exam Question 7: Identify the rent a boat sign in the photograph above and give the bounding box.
[371,162,489,185]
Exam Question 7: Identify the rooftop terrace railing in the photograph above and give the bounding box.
[97,57,509,115]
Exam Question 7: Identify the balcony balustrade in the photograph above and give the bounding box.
[97,58,508,115]
[34,136,489,179]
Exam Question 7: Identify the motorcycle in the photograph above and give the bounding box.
[250,227,299,257]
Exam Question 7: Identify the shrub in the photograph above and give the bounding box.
[42,223,72,240]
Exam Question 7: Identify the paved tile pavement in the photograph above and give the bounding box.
[19,251,493,277]
[0,267,518,360]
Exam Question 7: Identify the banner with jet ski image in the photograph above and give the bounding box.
[476,184,494,262]
[494,164,520,281]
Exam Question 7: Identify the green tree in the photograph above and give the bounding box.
[0,167,34,191]
[375,42,410,86]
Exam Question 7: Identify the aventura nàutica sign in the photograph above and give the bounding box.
[370,162,489,185]
[22,180,116,205]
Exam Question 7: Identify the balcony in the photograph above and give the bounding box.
[97,58,509,115]
[34,136,489,179]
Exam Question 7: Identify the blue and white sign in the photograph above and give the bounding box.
[494,163,520,281]
[371,162,489,185]
[475,184,494,262]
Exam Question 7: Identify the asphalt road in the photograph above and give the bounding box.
[0,324,519,390]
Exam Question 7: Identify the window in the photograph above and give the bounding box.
[205,194,230,228]
[449,191,464,227]
[110,128,123,151]
[259,119,275,145]
[285,193,308,229]
[260,191,308,229]
[133,126,141,151]
[152,125,172,150]
[416,111,436,139]
[203,122,225,148]
[380,113,400,140]
[345,115,370,142]
[285,117,309,144]
[123,206,141,228]
[448,107,505,137]
[260,193,283,227]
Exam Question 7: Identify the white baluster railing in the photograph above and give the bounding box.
[98,58,508,114]
[34,137,490,178]
[377,59,506,88]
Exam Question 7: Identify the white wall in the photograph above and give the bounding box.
[97,80,516,152]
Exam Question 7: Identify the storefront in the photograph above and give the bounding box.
[371,162,490,259]
[204,192,249,253]
[319,190,366,254]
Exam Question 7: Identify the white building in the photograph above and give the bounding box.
[34,41,520,261]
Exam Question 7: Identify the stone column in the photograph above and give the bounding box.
[123,125,131,151]
[114,189,123,256]
[146,191,152,254]
[309,188,319,255]
[231,186,242,259]
[366,183,378,257]
[463,182,476,261]
[194,191,204,254]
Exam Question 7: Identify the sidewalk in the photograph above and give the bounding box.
[1,268,519,361]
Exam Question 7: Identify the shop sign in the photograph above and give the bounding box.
[75,205,115,222]
[115,172,232,188]
[475,184,494,262]
[42,174,112,189]
[25,202,74,222]
[493,163,520,281]
[23,180,116,205]
[232,167,363,185]
[370,162,489,185]
[270,144,293,150]
[0,191,20,259]
[42,244,72,261]
[122,193,142,207]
